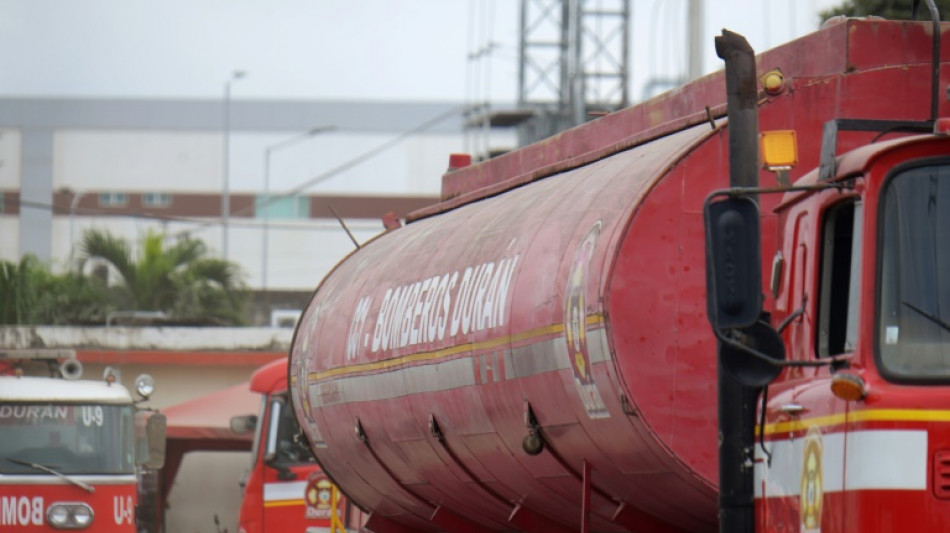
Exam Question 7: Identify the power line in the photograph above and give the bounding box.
[4,197,377,232]
[172,103,470,238]
[285,104,471,196]
[3,104,468,239]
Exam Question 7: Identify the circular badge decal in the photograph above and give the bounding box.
[800,426,823,531]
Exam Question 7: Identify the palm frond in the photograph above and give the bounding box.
[80,229,135,287]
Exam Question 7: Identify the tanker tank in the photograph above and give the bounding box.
[288,19,947,533]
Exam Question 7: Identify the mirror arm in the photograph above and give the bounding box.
[708,182,850,201]
[776,294,808,334]
[712,325,847,368]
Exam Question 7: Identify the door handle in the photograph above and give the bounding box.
[778,403,805,415]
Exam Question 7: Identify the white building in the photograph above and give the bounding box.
[0,98,488,313]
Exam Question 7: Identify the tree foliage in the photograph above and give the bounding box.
[0,255,41,324]
[820,0,950,21]
[0,255,113,325]
[79,229,248,325]
[0,229,248,325]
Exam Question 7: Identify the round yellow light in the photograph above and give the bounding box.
[762,71,785,95]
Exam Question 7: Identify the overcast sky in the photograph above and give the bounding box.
[0,0,842,104]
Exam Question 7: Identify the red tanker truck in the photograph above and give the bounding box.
[288,15,950,533]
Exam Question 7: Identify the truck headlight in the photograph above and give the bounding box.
[47,506,70,526]
[135,373,156,399]
[72,505,93,527]
[46,503,94,529]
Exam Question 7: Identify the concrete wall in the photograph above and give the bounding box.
[0,326,293,352]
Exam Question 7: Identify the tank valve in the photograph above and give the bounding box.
[522,428,544,455]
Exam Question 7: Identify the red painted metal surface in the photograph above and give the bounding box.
[250,358,290,394]
[420,18,950,220]
[754,136,950,532]
[289,19,950,533]
[0,482,137,532]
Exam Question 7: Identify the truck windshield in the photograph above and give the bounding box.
[878,162,950,380]
[0,403,135,475]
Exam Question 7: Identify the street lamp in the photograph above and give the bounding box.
[59,187,84,268]
[261,126,335,296]
[69,191,83,262]
[222,69,247,260]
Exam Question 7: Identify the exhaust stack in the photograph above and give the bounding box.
[714,29,760,533]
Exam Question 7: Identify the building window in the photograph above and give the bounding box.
[255,196,309,219]
[99,192,128,207]
[143,192,171,208]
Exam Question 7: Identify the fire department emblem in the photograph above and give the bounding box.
[305,473,333,519]
[564,221,608,419]
[800,426,823,532]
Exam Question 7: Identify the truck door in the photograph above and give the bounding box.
[810,198,863,533]
[760,197,860,533]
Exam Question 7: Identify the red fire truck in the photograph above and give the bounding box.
[287,14,949,533]
[234,358,360,533]
[0,350,165,532]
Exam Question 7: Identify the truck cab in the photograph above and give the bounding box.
[0,351,164,532]
[756,132,950,531]
[234,358,353,533]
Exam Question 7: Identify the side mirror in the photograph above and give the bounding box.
[704,196,763,330]
[719,320,785,387]
[230,414,258,435]
[136,411,166,469]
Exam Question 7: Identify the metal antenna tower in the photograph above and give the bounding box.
[516,0,630,145]
[465,0,630,158]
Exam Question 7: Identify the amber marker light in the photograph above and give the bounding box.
[760,130,798,170]
[830,372,867,401]
[761,69,786,95]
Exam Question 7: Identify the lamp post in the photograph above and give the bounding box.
[222,70,247,260]
[261,126,335,296]
[65,188,83,269]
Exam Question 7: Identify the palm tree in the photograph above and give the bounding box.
[79,229,248,325]
[0,255,111,325]
[0,255,41,324]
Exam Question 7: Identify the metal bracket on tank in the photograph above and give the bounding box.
[427,414,444,441]
[522,403,545,456]
[354,417,492,533]
[521,403,673,532]
[355,417,368,444]
[428,413,576,533]
[428,415,508,502]
[619,394,638,417]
